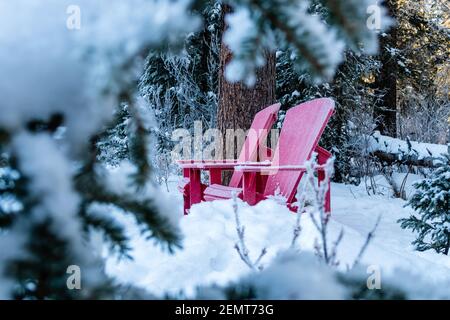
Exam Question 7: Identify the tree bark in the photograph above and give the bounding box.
[373,0,398,136]
[217,4,276,160]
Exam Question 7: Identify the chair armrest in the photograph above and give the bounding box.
[236,164,328,172]
[177,159,238,165]
[178,159,237,170]
[178,160,271,170]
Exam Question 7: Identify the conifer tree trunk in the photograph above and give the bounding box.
[217,4,276,161]
[373,0,398,136]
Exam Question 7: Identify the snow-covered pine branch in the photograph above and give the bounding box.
[222,0,393,85]
[399,152,450,255]
[0,0,200,299]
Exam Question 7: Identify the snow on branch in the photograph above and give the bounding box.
[223,0,393,84]
[368,132,448,164]
[0,0,198,298]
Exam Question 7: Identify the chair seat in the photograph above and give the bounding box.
[204,184,243,201]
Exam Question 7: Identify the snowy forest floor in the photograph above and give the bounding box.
[105,174,450,297]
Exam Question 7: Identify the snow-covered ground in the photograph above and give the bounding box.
[105,175,450,297]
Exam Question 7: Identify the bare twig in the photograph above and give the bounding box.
[348,186,357,199]
[329,228,345,267]
[232,192,267,271]
[303,154,343,266]
[353,214,382,268]
[254,248,268,271]
[290,180,308,249]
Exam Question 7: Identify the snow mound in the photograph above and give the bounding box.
[106,179,450,297]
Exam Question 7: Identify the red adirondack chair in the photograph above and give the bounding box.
[202,98,335,212]
[178,103,281,214]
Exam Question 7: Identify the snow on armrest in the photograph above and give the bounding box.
[177,160,272,169]
[235,164,328,172]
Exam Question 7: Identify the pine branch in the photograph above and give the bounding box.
[75,164,182,253]
[80,204,133,259]
[246,0,327,76]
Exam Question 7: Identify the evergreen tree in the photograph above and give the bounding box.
[97,104,131,167]
[396,0,449,96]
[395,0,450,143]
[399,152,450,255]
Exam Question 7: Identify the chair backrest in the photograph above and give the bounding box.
[263,98,335,201]
[229,103,281,187]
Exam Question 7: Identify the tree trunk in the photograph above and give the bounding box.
[217,4,276,160]
[370,150,437,168]
[373,0,398,136]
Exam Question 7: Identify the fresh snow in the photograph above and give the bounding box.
[106,175,450,297]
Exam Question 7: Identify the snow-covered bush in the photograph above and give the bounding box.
[97,104,131,167]
[399,152,450,255]
[398,91,450,145]
[197,249,450,300]
[217,251,350,299]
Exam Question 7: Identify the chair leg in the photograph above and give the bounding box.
[209,169,222,185]
[183,187,191,215]
[256,174,268,194]
[189,168,202,206]
[317,150,331,214]
[243,172,257,205]
[182,169,191,215]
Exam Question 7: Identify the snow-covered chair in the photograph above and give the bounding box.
[179,98,335,213]
[177,103,280,214]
